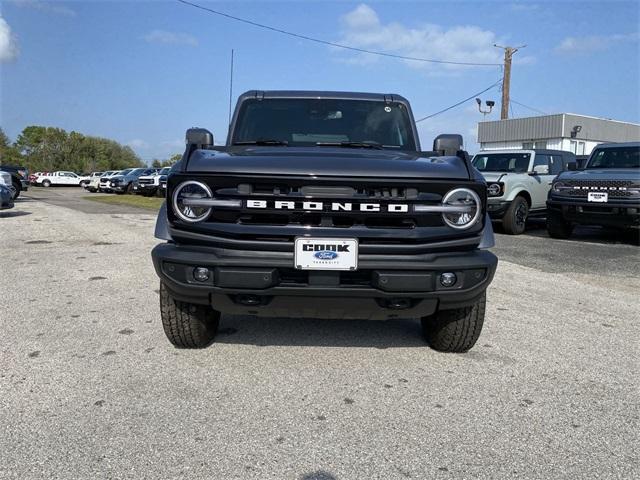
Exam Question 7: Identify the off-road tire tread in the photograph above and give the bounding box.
[159,282,219,348]
[502,196,528,235]
[421,293,486,352]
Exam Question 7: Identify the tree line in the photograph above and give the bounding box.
[0,126,175,174]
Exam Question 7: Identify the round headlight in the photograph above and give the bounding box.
[442,188,482,230]
[487,183,502,196]
[552,182,567,193]
[172,181,213,222]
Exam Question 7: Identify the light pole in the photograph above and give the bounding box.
[476,98,495,119]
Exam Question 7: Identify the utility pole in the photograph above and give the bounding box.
[494,44,526,119]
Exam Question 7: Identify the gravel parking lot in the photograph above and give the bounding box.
[1,189,638,479]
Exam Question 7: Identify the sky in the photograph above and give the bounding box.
[1,0,639,161]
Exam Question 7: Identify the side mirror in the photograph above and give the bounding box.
[532,165,549,175]
[567,162,578,171]
[433,134,464,156]
[186,128,214,149]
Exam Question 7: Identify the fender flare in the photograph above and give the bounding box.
[154,202,172,241]
[478,214,495,249]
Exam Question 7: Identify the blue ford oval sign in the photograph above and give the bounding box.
[314,250,338,260]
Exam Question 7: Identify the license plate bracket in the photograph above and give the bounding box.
[587,192,608,203]
[294,237,358,271]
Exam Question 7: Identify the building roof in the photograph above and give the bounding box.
[478,113,640,144]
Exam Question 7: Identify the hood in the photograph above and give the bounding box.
[557,169,640,182]
[479,172,513,183]
[185,146,471,180]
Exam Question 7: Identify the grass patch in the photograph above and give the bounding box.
[84,194,164,210]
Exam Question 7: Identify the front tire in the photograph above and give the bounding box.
[12,181,21,199]
[159,282,220,348]
[546,210,573,239]
[42,180,51,188]
[502,196,528,235]
[421,293,486,353]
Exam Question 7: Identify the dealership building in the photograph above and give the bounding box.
[477,113,640,155]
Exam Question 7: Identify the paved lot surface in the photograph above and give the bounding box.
[1,190,639,479]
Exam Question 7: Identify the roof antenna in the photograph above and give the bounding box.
[228,49,234,126]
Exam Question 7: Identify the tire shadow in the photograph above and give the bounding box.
[214,314,426,349]
[0,210,32,218]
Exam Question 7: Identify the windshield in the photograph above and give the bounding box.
[472,153,531,173]
[159,167,171,175]
[231,98,417,150]
[586,146,640,169]
[117,169,132,176]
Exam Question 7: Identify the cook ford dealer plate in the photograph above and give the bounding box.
[587,192,608,203]
[294,237,358,271]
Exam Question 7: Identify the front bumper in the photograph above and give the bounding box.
[547,198,640,228]
[151,242,498,319]
[487,199,510,219]
[134,183,158,194]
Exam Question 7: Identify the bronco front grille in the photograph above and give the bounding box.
[166,174,486,250]
[564,179,638,198]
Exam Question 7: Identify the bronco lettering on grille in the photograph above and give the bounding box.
[246,200,409,212]
[573,186,628,191]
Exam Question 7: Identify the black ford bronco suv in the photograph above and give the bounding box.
[547,142,640,238]
[151,91,498,352]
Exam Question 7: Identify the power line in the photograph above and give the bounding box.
[415,80,502,123]
[176,0,501,67]
[509,98,548,115]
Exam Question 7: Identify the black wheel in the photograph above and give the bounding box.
[12,181,21,199]
[159,282,220,348]
[126,183,134,194]
[421,293,486,353]
[42,180,51,188]
[502,196,528,235]
[546,210,573,239]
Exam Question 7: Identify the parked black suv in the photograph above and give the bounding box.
[151,91,498,352]
[547,142,640,238]
[0,165,29,199]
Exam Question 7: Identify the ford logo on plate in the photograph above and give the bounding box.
[314,251,338,260]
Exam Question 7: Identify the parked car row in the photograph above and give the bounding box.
[86,167,169,197]
[30,171,91,187]
[472,142,640,239]
[25,168,171,198]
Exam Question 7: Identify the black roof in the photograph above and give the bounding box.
[591,142,640,149]
[237,90,410,104]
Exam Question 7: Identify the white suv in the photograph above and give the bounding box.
[472,149,576,234]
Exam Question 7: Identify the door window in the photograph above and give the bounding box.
[549,155,564,175]
[533,154,550,168]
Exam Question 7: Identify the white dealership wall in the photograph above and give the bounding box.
[478,114,640,155]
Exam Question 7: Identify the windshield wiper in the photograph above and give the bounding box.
[233,139,289,146]
[316,141,384,150]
